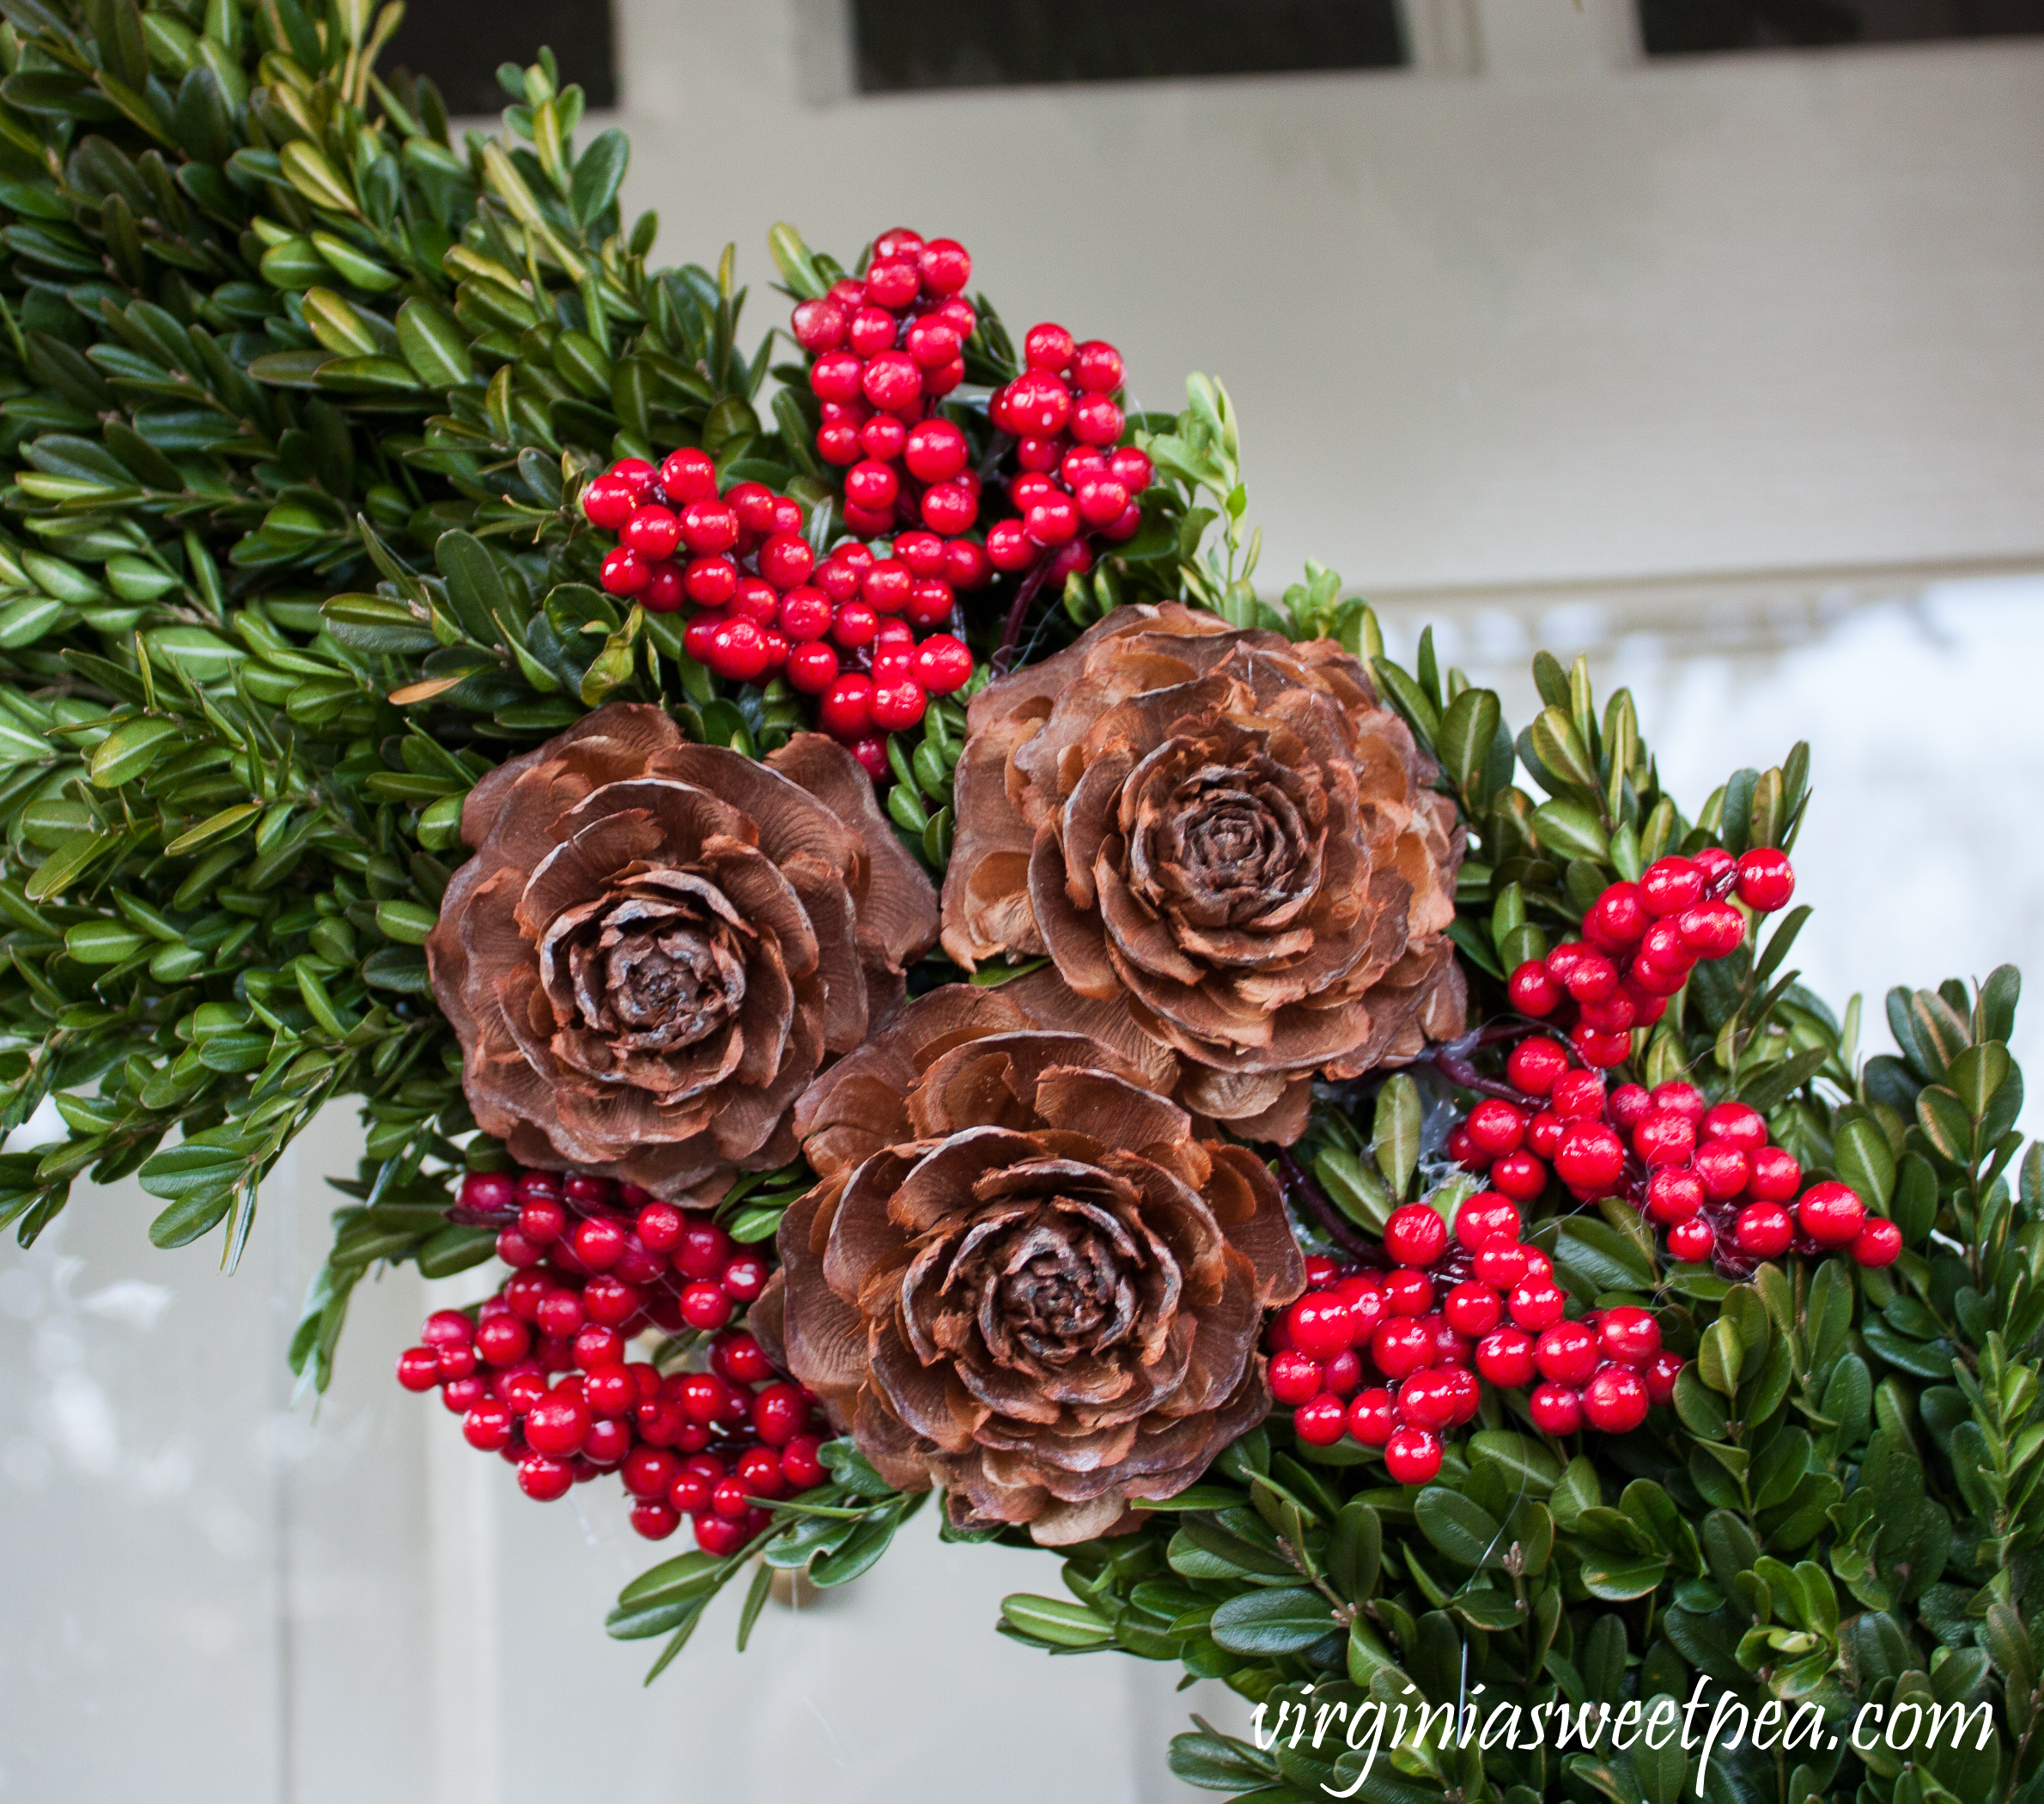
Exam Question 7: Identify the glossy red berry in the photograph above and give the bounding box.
[1554,1121,1625,1194]
[1694,1143,1750,1201]
[818,674,874,738]
[781,1435,829,1490]
[1507,959,1560,1015]
[1444,1281,1503,1339]
[1346,1388,1396,1447]
[1679,900,1747,957]
[524,1388,592,1457]
[1529,1382,1584,1436]
[1735,847,1795,912]
[1747,1145,1803,1201]
[1734,1201,1794,1259]
[1475,1325,1536,1388]
[1293,1393,1349,1447]
[1463,1100,1524,1158]
[1269,1348,1324,1406]
[1666,1216,1715,1262]
[1643,1350,1683,1405]
[396,1346,441,1392]
[1650,1081,1708,1123]
[1639,857,1704,918]
[1508,1276,1568,1333]
[1474,1241,1532,1290]
[679,1281,733,1332]
[1851,1218,1902,1267]
[1384,1204,1448,1268]
[1071,340,1124,392]
[1633,1111,1696,1169]
[1797,1181,1866,1248]
[1506,1037,1572,1097]
[1395,1370,1459,1432]
[1382,1269,1435,1318]
[1597,1307,1661,1366]
[1384,1426,1443,1485]
[1489,1151,1549,1202]
[1024,322,1075,371]
[1645,1167,1706,1224]
[1286,1293,1355,1361]
[1575,1364,1646,1436]
[1454,1194,1521,1250]
[518,1454,574,1502]
[1535,1321,1600,1387]
[475,1315,532,1367]
[1550,1070,1605,1121]
[1584,882,1648,951]
[1371,1317,1436,1380]
[752,1382,813,1448]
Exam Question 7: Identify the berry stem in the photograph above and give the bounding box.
[991,547,1062,673]
[1275,1148,1386,1267]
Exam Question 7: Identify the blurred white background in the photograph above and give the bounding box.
[3,1,2043,1799]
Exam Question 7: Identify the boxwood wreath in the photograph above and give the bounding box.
[0,5,2038,1801]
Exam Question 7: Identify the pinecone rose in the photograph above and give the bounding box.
[939,604,1465,1143]
[760,987,1305,1545]
[426,704,937,1203]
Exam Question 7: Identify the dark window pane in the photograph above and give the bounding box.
[1639,0,2044,54]
[384,0,617,113]
[851,0,1406,92]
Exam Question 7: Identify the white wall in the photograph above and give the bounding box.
[611,0,2044,596]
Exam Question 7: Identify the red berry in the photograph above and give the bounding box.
[866,257,920,307]
[1346,1388,1396,1446]
[736,1445,786,1499]
[1633,1111,1696,1169]
[1508,959,1561,1016]
[1371,1317,1436,1380]
[1444,1281,1503,1339]
[1734,1201,1794,1259]
[904,316,961,367]
[599,545,648,597]
[1551,1069,1607,1121]
[1384,1204,1448,1268]
[903,418,969,483]
[861,350,922,411]
[1474,1241,1532,1290]
[1735,847,1795,912]
[844,459,899,511]
[1554,1120,1625,1194]
[1269,1348,1324,1406]
[782,1435,829,1490]
[1797,1181,1866,1248]
[870,678,928,732]
[1607,1087,1651,1133]
[903,577,958,629]
[582,471,636,529]
[1650,1081,1707,1123]
[1071,340,1124,392]
[912,634,973,695]
[693,1512,751,1557]
[1447,1126,1487,1170]
[1639,856,1704,917]
[753,1382,812,1447]
[476,1315,532,1367]
[1337,1278,1385,1342]
[463,1400,513,1450]
[1068,393,1124,446]
[1694,1143,1750,1201]
[569,1216,624,1271]
[1508,1277,1568,1333]
[1396,1370,1460,1432]
[713,1331,772,1386]
[1506,1036,1572,1097]
[1004,369,1072,435]
[721,1253,769,1302]
[1454,1193,1521,1249]
[1643,1351,1683,1404]
[583,1363,636,1417]
[535,1289,585,1340]
[1851,1218,1902,1268]
[629,1499,680,1540]
[792,298,847,351]
[518,1454,574,1502]
[918,238,970,294]
[1747,1145,1802,1202]
[1597,1307,1661,1366]
[986,519,1034,571]
[1563,951,1619,1004]
[1535,1321,1600,1387]
[1584,882,1648,951]
[1023,493,1079,545]
[1292,1393,1348,1446]
[818,675,874,738]
[1679,900,1747,957]
[524,1388,592,1457]
[1322,1349,1363,1397]
[1666,1217,1716,1262]
[1581,1364,1650,1433]
[847,736,887,778]
[1489,1151,1549,1202]
[1645,1167,1706,1224]
[679,1280,733,1331]
[459,1169,516,1213]
[1286,1294,1355,1361]
[1024,322,1075,372]
[757,531,815,590]
[1464,1100,1525,1157]
[1384,1427,1443,1485]
[1573,1027,1633,1070]
[1475,1325,1536,1388]
[1382,1269,1435,1317]
[396,1346,441,1393]
[1529,1382,1583,1436]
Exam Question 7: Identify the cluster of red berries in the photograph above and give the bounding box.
[581,446,981,773]
[791,227,985,541]
[1505,847,1796,1069]
[981,324,1149,586]
[393,1168,824,1555]
[1450,1053,1901,1274]
[1269,1196,1685,1481]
